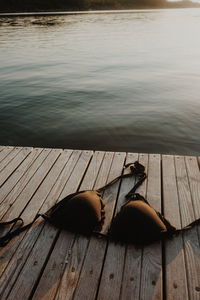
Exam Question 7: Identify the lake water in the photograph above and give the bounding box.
[1,8,200,155]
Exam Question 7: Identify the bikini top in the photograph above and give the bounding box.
[0,161,200,247]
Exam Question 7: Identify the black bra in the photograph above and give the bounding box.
[0,161,200,247]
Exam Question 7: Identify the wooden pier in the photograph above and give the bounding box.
[0,145,200,300]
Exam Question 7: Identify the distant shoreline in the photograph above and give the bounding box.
[1,0,200,16]
[1,6,200,17]
[0,8,185,17]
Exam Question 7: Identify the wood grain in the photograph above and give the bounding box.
[1,149,61,222]
[0,150,82,299]
[2,151,93,300]
[0,148,42,204]
[32,150,105,300]
[0,146,199,300]
[97,153,139,300]
[0,147,22,172]
[67,152,126,300]
[0,147,33,187]
[0,149,64,293]
[120,153,148,300]
[0,148,51,219]
[0,146,14,164]
[177,156,200,300]
[139,154,162,300]
[54,151,115,300]
[162,155,188,300]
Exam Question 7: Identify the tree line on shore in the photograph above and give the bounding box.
[0,0,199,13]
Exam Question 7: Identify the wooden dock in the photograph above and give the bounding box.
[0,145,200,300]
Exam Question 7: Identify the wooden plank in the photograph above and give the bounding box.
[139,154,162,300]
[32,151,105,300]
[39,150,82,215]
[97,153,139,300]
[0,149,60,221]
[175,156,195,226]
[0,150,82,299]
[0,146,14,163]
[19,149,73,224]
[120,246,141,300]
[0,148,43,204]
[4,151,93,300]
[162,155,188,300]
[187,155,200,243]
[0,149,51,219]
[120,154,148,300]
[94,152,114,189]
[68,152,126,300]
[100,152,126,234]
[177,156,200,300]
[186,156,200,223]
[0,147,22,172]
[0,147,33,187]
[0,149,61,280]
[79,151,105,190]
[54,151,114,300]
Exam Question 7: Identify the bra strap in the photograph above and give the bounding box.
[0,214,43,247]
[97,161,146,193]
[174,218,200,235]
[125,173,147,200]
[0,217,23,227]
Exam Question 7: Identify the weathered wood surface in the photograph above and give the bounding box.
[0,146,200,300]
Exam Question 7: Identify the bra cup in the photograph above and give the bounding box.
[48,190,104,234]
[67,190,102,223]
[110,200,167,245]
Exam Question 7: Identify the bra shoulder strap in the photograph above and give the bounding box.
[97,161,146,193]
